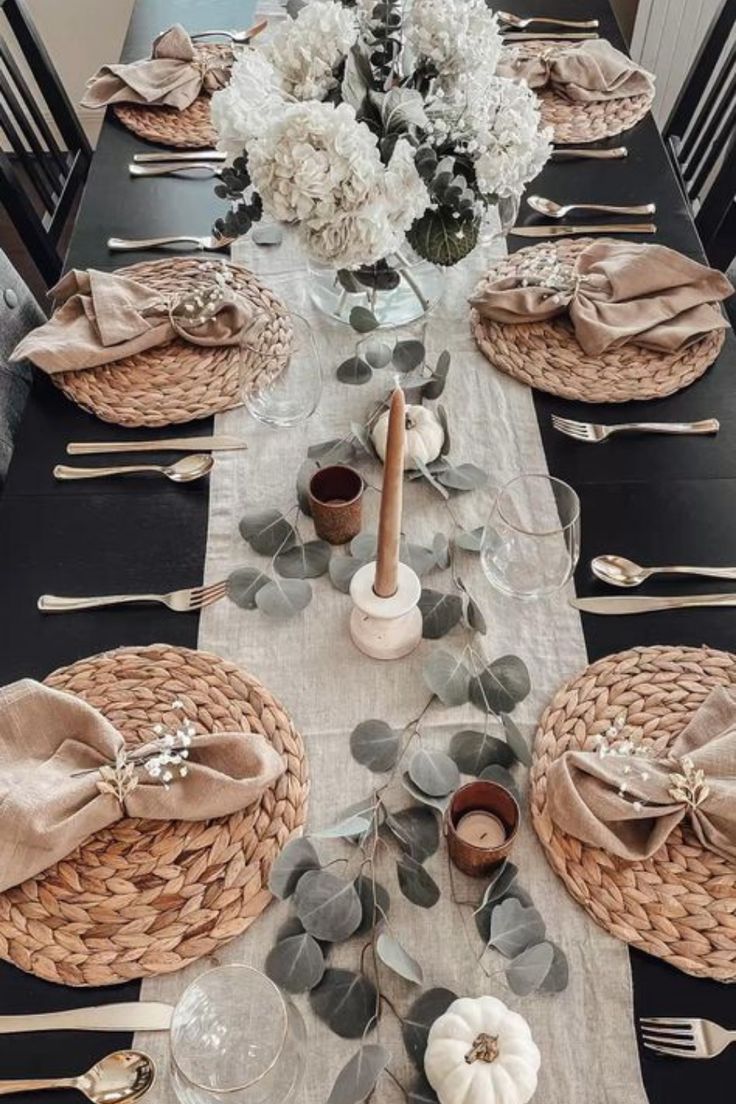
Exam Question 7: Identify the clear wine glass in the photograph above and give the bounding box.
[241,312,322,427]
[170,965,307,1104]
[481,473,580,599]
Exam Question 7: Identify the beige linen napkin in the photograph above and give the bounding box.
[497,39,654,102]
[10,267,256,375]
[0,679,285,893]
[81,24,229,111]
[545,685,736,862]
[470,240,733,356]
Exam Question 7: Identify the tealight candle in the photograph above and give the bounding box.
[446,780,520,877]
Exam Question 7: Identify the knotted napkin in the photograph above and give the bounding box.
[81,24,229,111]
[545,685,736,862]
[470,240,733,356]
[497,38,654,103]
[10,267,256,375]
[0,679,286,893]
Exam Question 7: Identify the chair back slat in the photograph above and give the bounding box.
[0,0,90,286]
[666,0,736,144]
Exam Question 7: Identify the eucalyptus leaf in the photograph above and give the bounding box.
[432,532,450,570]
[386,807,439,862]
[313,814,372,840]
[269,837,320,899]
[275,540,331,579]
[539,941,569,993]
[310,969,378,1039]
[337,356,373,386]
[437,463,488,492]
[479,764,521,804]
[361,339,393,370]
[376,931,423,984]
[489,897,546,958]
[255,578,312,618]
[265,932,325,993]
[350,306,379,333]
[294,870,362,942]
[252,224,283,246]
[308,438,358,463]
[401,772,452,814]
[329,556,363,594]
[502,713,532,767]
[506,941,555,997]
[285,0,306,16]
[350,531,378,561]
[476,861,519,913]
[400,541,436,576]
[454,527,484,553]
[350,719,400,772]
[354,875,390,935]
[396,854,440,908]
[422,351,450,401]
[475,884,534,944]
[418,589,462,639]
[326,1045,389,1104]
[341,44,370,111]
[436,404,450,459]
[276,916,307,943]
[462,587,487,635]
[296,459,318,515]
[408,1075,439,1104]
[402,988,457,1070]
[414,456,450,499]
[469,655,531,714]
[379,86,428,132]
[392,339,425,373]
[226,566,269,610]
[239,509,296,556]
[449,729,514,774]
[409,748,460,797]
[423,650,470,706]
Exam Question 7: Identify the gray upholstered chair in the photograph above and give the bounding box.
[0,247,42,486]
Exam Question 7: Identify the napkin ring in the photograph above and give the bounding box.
[668,756,710,810]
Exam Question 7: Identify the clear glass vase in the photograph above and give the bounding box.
[308,245,445,328]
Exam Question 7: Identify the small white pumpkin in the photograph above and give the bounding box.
[424,996,541,1104]
[371,404,444,470]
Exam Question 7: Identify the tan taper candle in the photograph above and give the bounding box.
[374,388,406,598]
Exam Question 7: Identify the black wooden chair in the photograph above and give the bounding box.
[664,0,736,272]
[0,0,91,288]
[0,246,42,487]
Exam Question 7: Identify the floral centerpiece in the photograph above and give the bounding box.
[210,0,552,325]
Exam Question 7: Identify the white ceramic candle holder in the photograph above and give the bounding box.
[349,561,422,660]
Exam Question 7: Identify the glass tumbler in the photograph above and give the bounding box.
[170,965,306,1104]
[481,473,580,599]
[241,312,322,427]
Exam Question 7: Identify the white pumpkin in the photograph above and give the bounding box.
[371,404,444,470]
[424,996,541,1104]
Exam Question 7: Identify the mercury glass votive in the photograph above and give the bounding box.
[446,780,520,877]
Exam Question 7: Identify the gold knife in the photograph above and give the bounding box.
[502,32,599,39]
[511,223,657,237]
[0,1003,174,1033]
[550,147,628,161]
[67,436,247,455]
[571,594,736,615]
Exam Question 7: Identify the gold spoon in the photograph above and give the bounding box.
[0,1050,155,1103]
[498,11,599,28]
[592,554,736,588]
[53,454,215,483]
[527,194,656,219]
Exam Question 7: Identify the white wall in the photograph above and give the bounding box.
[23,0,135,146]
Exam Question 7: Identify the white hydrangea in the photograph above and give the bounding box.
[248,100,385,223]
[406,0,502,86]
[264,0,359,100]
[210,49,289,160]
[384,137,430,229]
[473,76,553,198]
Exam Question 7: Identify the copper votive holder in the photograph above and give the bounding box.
[446,780,520,877]
[308,465,364,545]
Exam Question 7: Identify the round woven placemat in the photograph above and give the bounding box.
[53,257,292,427]
[532,644,736,981]
[0,644,309,986]
[501,40,654,144]
[471,238,725,403]
[112,45,230,149]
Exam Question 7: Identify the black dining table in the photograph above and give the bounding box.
[0,1,733,1101]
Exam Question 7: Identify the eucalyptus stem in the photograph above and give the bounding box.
[396,250,430,312]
